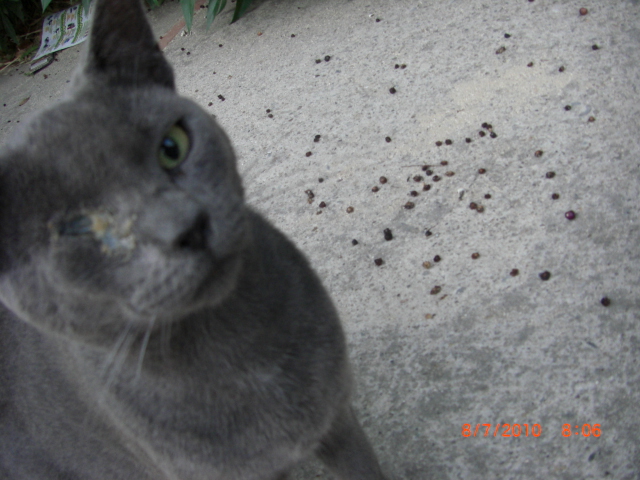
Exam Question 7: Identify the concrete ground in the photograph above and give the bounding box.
[1,0,640,478]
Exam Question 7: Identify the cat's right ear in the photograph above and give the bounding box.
[83,0,174,89]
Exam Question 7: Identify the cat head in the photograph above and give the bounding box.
[0,0,248,343]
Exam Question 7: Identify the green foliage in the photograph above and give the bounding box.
[1,0,255,59]
[182,0,254,32]
[0,0,25,49]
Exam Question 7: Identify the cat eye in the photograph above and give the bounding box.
[158,124,190,170]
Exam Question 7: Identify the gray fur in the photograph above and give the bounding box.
[0,0,386,478]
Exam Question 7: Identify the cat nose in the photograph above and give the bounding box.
[174,212,210,251]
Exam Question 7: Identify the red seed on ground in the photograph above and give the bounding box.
[565,210,576,220]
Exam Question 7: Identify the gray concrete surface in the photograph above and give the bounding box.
[2,0,640,478]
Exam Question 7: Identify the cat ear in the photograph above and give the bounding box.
[84,0,174,89]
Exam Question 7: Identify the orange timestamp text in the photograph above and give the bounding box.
[462,423,602,438]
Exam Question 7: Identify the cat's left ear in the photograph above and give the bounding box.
[84,0,174,89]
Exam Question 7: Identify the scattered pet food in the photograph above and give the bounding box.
[539,271,551,281]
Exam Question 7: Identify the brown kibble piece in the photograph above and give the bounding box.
[413,175,423,182]
[379,176,388,184]
[319,201,326,208]
[432,175,441,182]
[476,205,485,213]
[435,141,443,147]
[588,116,596,122]
[409,190,419,197]
[510,269,519,277]
[559,66,565,72]
[580,8,588,15]
[600,297,611,307]
[306,151,313,157]
[423,184,431,191]
[440,161,448,166]
[496,46,506,54]
[445,139,453,145]
[352,239,358,246]
[383,228,393,241]
[535,150,544,157]
[346,206,354,213]
[385,136,392,143]
[551,193,560,199]
[374,258,383,266]
[479,131,486,137]
[539,271,551,281]
[404,201,415,209]
[478,168,486,174]
[470,202,478,210]
[389,87,397,94]
[422,261,432,269]
[471,252,480,259]
[445,171,455,177]
[546,171,556,178]
[433,255,441,262]
[430,286,442,295]
[372,186,379,192]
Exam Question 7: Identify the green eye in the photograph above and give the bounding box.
[158,124,190,170]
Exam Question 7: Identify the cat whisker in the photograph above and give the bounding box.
[135,316,156,381]
[100,322,133,378]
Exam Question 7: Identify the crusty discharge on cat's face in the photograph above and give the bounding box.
[0,75,249,330]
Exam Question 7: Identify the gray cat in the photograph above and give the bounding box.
[0,0,387,478]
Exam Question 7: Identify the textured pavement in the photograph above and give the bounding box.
[1,0,640,478]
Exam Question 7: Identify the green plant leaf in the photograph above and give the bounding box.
[41,0,53,13]
[205,0,225,29]
[1,12,18,44]
[180,0,195,32]
[231,0,253,23]
[5,0,23,22]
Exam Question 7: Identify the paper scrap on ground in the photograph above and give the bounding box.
[33,1,94,61]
